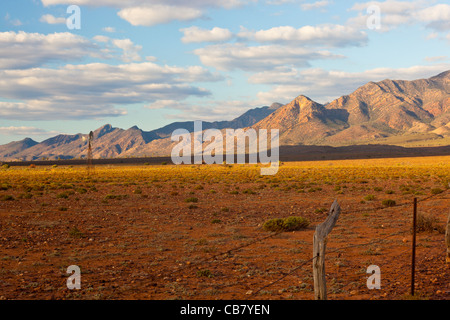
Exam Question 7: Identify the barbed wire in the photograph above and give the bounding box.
[165,188,449,291]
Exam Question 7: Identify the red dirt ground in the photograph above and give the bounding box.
[0,163,449,301]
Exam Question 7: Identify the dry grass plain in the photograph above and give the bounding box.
[0,156,449,300]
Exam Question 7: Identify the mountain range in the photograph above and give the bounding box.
[1,71,449,161]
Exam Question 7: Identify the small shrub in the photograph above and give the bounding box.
[69,227,84,238]
[185,197,198,203]
[1,195,15,201]
[197,269,213,278]
[2,164,10,169]
[211,219,221,224]
[0,184,10,190]
[57,192,69,199]
[243,189,257,194]
[76,188,88,194]
[431,188,443,195]
[382,199,396,207]
[18,193,33,199]
[104,194,128,200]
[263,216,310,232]
[416,213,445,234]
[364,194,376,201]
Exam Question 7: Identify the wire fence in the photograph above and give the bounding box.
[164,187,449,299]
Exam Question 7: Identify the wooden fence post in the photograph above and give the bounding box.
[313,199,341,300]
[446,210,450,263]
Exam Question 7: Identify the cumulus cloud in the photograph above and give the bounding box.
[349,1,450,32]
[254,64,450,104]
[237,24,367,47]
[111,38,142,62]
[41,0,249,8]
[0,62,223,120]
[41,0,251,26]
[193,43,343,71]
[0,31,99,69]
[0,126,62,137]
[118,5,203,26]
[39,14,66,24]
[301,0,331,11]
[180,26,233,43]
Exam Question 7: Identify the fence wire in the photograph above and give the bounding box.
[164,188,449,298]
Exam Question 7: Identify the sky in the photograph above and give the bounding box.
[0,0,449,144]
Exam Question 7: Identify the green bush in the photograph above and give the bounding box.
[197,269,213,278]
[263,216,310,232]
[431,188,443,195]
[1,195,15,201]
[382,199,396,207]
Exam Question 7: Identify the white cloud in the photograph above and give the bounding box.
[112,38,142,62]
[180,26,233,43]
[0,31,99,69]
[0,62,222,120]
[4,13,22,26]
[254,64,450,105]
[0,126,61,136]
[193,43,343,71]
[266,0,297,5]
[349,1,450,32]
[238,24,367,47]
[301,1,331,11]
[41,0,249,8]
[102,26,116,33]
[424,56,448,62]
[41,0,253,26]
[39,14,66,24]
[415,4,450,31]
[118,5,203,26]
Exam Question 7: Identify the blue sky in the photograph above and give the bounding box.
[0,0,449,144]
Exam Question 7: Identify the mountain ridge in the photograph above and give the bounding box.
[1,71,449,161]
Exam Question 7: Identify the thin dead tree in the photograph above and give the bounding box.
[313,199,341,300]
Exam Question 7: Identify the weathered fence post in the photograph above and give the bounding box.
[446,210,450,263]
[313,199,341,300]
[411,198,417,296]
